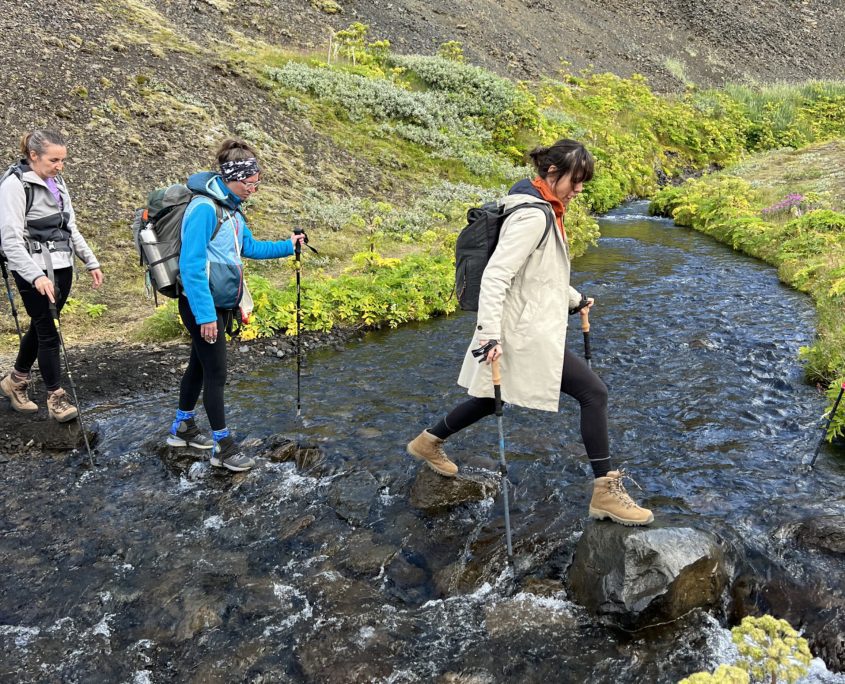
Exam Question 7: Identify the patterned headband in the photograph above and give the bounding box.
[220,157,260,182]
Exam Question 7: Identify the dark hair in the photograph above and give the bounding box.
[528,139,594,185]
[20,129,66,159]
[215,138,260,167]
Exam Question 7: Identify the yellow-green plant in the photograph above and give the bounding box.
[678,664,750,684]
[438,40,465,62]
[732,615,812,683]
[680,616,811,684]
[333,22,390,69]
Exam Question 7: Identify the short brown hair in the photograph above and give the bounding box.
[214,138,259,167]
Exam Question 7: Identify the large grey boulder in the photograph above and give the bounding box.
[568,523,727,629]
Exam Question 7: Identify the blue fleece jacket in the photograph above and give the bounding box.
[180,172,295,324]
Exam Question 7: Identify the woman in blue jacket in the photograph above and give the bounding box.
[168,138,304,472]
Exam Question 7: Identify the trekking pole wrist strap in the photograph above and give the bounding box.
[472,339,498,363]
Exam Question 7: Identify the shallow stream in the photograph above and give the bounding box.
[2,201,844,683]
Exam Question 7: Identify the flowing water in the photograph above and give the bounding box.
[3,201,845,683]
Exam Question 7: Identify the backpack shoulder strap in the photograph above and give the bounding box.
[211,203,225,242]
[1,164,32,217]
[187,194,226,242]
[502,201,555,250]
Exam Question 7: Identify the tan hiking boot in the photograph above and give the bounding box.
[589,470,654,526]
[0,373,38,414]
[47,388,78,423]
[407,429,458,477]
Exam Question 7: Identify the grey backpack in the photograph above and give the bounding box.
[131,184,223,300]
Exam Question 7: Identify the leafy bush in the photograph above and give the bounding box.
[241,249,457,339]
[389,54,540,148]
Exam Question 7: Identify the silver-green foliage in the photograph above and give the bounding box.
[389,54,532,122]
[297,181,503,240]
[265,62,459,130]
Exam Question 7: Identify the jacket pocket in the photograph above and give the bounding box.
[208,261,243,310]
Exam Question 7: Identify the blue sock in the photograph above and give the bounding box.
[170,409,196,435]
[213,428,230,445]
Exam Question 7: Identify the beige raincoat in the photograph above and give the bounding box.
[457,192,582,412]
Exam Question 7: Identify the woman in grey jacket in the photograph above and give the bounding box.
[408,139,652,526]
[0,130,103,422]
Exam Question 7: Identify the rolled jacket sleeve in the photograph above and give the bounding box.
[568,285,582,310]
[240,223,294,260]
[63,186,100,272]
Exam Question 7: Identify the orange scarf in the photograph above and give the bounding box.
[531,176,566,240]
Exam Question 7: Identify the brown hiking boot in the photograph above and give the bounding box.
[0,373,38,414]
[407,430,458,477]
[47,388,78,423]
[589,470,654,526]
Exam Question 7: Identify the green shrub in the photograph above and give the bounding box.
[134,300,186,342]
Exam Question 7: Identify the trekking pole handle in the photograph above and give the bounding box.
[580,306,590,333]
[293,227,319,254]
[569,294,590,316]
[491,357,502,386]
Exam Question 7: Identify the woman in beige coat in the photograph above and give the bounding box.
[407,139,652,526]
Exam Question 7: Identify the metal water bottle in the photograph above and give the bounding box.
[139,226,175,291]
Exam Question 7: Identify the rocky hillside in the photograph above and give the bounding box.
[0,0,843,342]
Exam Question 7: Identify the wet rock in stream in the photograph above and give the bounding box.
[791,514,845,555]
[326,469,380,525]
[264,433,324,471]
[409,466,500,511]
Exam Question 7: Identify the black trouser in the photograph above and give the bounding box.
[429,348,611,477]
[178,295,231,431]
[13,267,72,392]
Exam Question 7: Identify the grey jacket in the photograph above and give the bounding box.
[457,193,581,412]
[0,168,99,284]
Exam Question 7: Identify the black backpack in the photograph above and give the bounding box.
[454,201,555,311]
[131,184,224,300]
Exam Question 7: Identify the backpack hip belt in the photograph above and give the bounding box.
[24,238,72,254]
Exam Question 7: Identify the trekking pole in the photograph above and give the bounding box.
[0,258,22,342]
[292,228,319,420]
[293,228,303,418]
[580,306,592,369]
[805,381,845,469]
[49,300,95,467]
[492,357,514,563]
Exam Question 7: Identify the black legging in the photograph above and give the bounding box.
[429,348,611,477]
[177,295,231,430]
[13,267,73,391]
